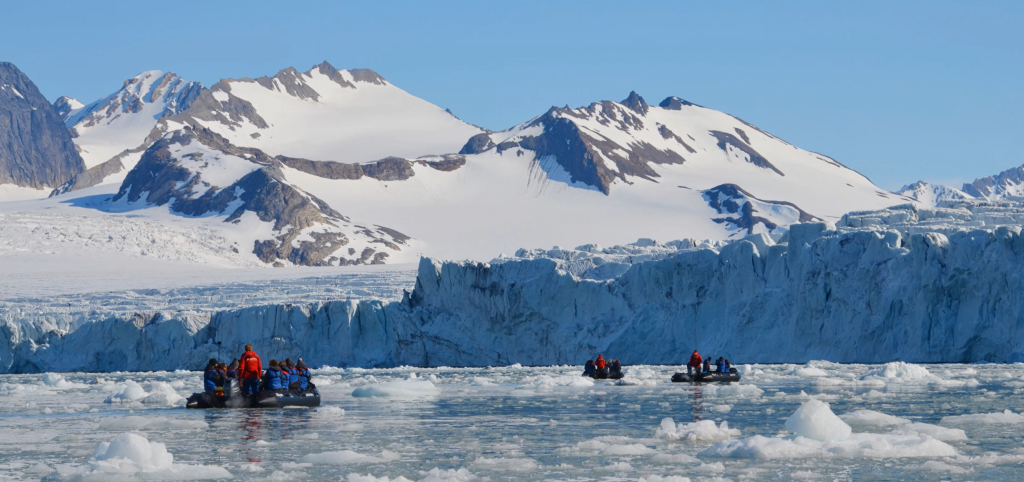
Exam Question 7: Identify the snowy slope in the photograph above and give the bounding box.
[895,181,973,207]
[162,61,484,162]
[289,92,910,260]
[63,71,202,169]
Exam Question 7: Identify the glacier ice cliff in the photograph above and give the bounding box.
[5,201,1024,372]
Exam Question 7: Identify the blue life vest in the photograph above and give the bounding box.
[716,360,726,372]
[283,367,298,385]
[265,368,285,390]
[297,367,310,389]
[203,368,219,392]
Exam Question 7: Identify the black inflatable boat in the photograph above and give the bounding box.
[186,380,320,409]
[584,367,625,380]
[671,368,741,383]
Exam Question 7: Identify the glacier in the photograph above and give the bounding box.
[5,200,1024,373]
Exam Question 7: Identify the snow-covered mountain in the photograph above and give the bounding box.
[53,62,484,195]
[52,71,203,194]
[961,164,1024,200]
[290,91,908,261]
[894,180,973,207]
[9,62,917,266]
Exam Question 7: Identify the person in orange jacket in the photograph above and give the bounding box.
[239,344,262,396]
[595,354,606,369]
[687,350,703,376]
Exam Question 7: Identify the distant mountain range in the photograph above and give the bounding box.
[1,59,1014,266]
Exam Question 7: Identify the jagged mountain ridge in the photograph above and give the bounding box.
[52,61,483,195]
[111,126,414,266]
[895,181,974,207]
[0,62,85,190]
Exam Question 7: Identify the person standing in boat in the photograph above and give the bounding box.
[687,350,703,376]
[239,345,263,396]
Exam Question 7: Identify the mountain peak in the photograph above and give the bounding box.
[621,91,649,115]
[659,96,697,110]
[53,95,83,120]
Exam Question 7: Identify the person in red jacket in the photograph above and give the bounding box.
[595,354,606,369]
[239,344,262,396]
[687,350,703,376]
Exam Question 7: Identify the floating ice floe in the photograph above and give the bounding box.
[839,409,910,429]
[346,467,477,482]
[701,383,763,399]
[858,362,944,384]
[655,418,739,443]
[48,432,231,480]
[351,375,441,399]
[940,409,1024,425]
[469,456,538,472]
[702,399,960,459]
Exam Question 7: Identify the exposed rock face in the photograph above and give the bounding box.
[459,133,496,154]
[11,201,1024,372]
[703,184,819,235]
[708,130,784,176]
[112,127,409,266]
[52,96,83,122]
[0,62,85,188]
[961,165,1024,200]
[280,156,415,181]
[658,96,698,110]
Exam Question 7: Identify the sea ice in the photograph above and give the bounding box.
[298,450,400,465]
[655,418,739,443]
[785,399,851,442]
[351,378,441,399]
[838,409,910,428]
[50,432,231,480]
[940,409,1024,425]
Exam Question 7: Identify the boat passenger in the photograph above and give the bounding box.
[226,360,239,379]
[595,355,606,370]
[610,360,622,377]
[702,358,711,375]
[724,358,732,373]
[262,360,287,392]
[203,359,222,393]
[687,350,703,376]
[239,344,263,396]
[295,359,312,389]
[583,360,596,377]
[284,358,300,390]
[716,357,726,373]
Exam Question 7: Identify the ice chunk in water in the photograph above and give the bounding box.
[103,380,148,403]
[351,379,441,399]
[55,433,231,479]
[299,450,400,464]
[655,418,739,443]
[839,409,910,428]
[859,362,943,384]
[785,399,851,442]
[940,409,1024,425]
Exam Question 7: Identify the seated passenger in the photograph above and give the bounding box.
[226,360,239,379]
[610,360,622,377]
[716,357,726,373]
[724,358,732,373]
[203,359,221,393]
[702,358,711,375]
[284,358,300,390]
[296,359,313,389]
[583,360,596,377]
[262,360,286,392]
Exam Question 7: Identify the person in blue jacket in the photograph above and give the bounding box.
[283,358,300,390]
[295,358,312,389]
[262,360,287,392]
[226,360,239,379]
[702,358,711,374]
[203,359,222,393]
[715,357,726,373]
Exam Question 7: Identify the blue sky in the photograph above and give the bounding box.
[2,1,1021,190]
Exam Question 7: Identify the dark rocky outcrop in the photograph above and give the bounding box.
[621,91,649,115]
[658,96,698,110]
[459,133,496,154]
[113,127,408,266]
[280,156,415,181]
[0,62,85,188]
[709,130,784,176]
[703,183,818,234]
